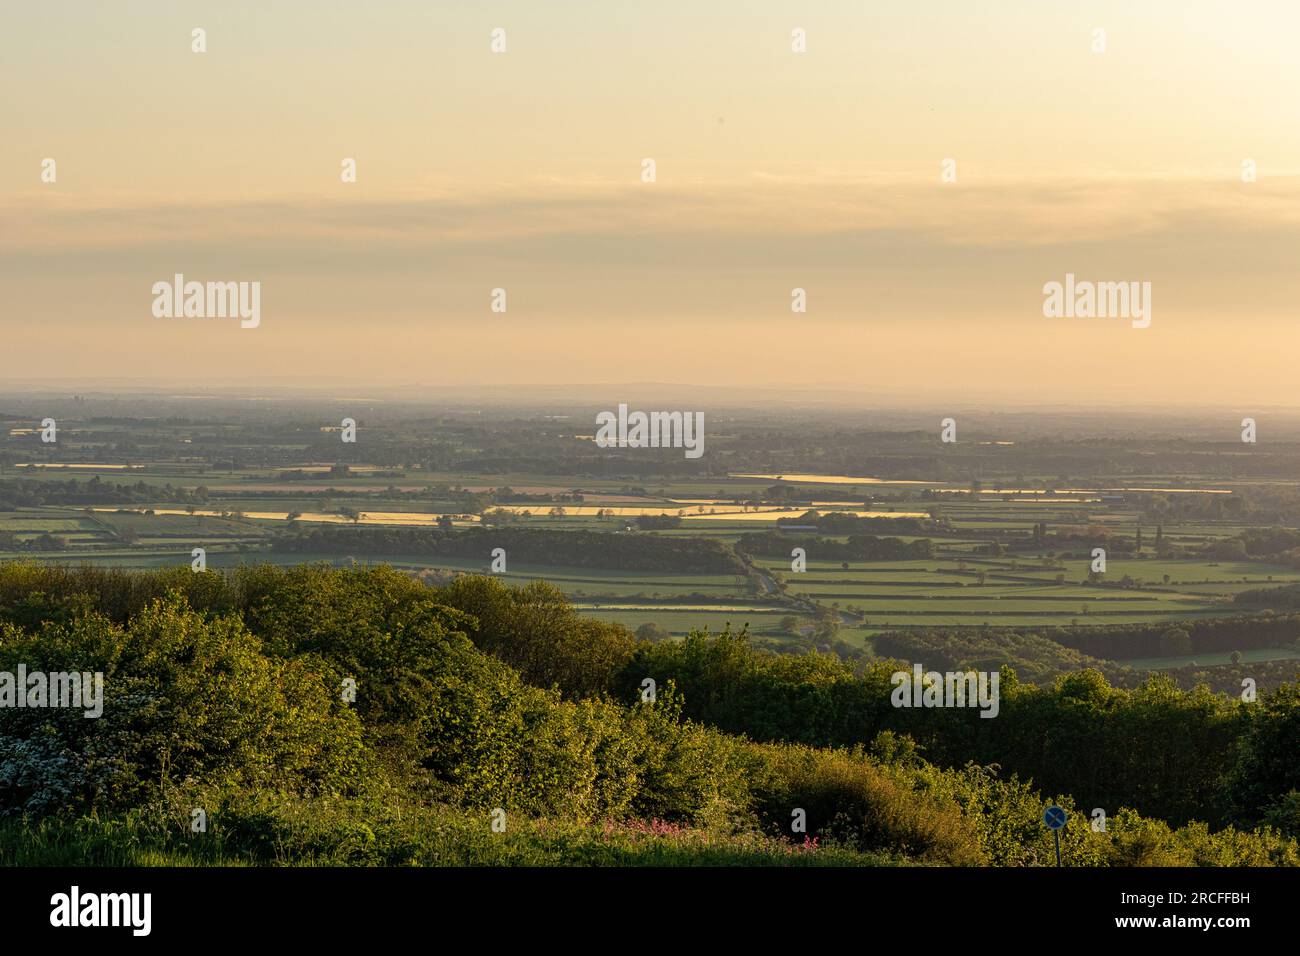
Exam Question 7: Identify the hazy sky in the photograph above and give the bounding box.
[4,1,1300,403]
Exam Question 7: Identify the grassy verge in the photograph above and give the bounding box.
[0,801,893,867]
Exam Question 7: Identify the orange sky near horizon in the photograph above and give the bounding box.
[3,1,1300,404]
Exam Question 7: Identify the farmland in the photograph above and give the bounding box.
[3,394,1300,685]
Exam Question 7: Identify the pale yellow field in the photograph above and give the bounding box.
[678,509,928,522]
[489,504,927,520]
[734,474,1234,495]
[16,463,141,470]
[941,487,1233,496]
[730,474,932,485]
[93,503,925,527]
[92,508,480,527]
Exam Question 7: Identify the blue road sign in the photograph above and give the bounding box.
[1043,805,1067,830]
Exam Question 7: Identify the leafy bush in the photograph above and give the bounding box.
[0,562,1292,867]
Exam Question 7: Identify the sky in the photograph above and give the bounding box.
[3,1,1300,404]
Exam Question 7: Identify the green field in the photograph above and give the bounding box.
[7,417,1300,668]
[1125,647,1300,669]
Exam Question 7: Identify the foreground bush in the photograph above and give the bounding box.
[0,562,1293,867]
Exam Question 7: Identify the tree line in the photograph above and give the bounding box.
[0,562,1292,866]
[736,531,934,562]
[273,525,748,574]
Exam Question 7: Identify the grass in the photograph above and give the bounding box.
[4,471,1296,650]
[0,806,892,868]
[1125,647,1300,670]
[761,554,1293,629]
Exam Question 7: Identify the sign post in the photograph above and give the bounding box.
[1043,805,1067,866]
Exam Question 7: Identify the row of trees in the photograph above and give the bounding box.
[0,562,1292,866]
[272,525,748,574]
[408,575,1296,833]
[736,531,934,562]
[0,531,67,552]
[0,477,208,510]
[1043,614,1300,660]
